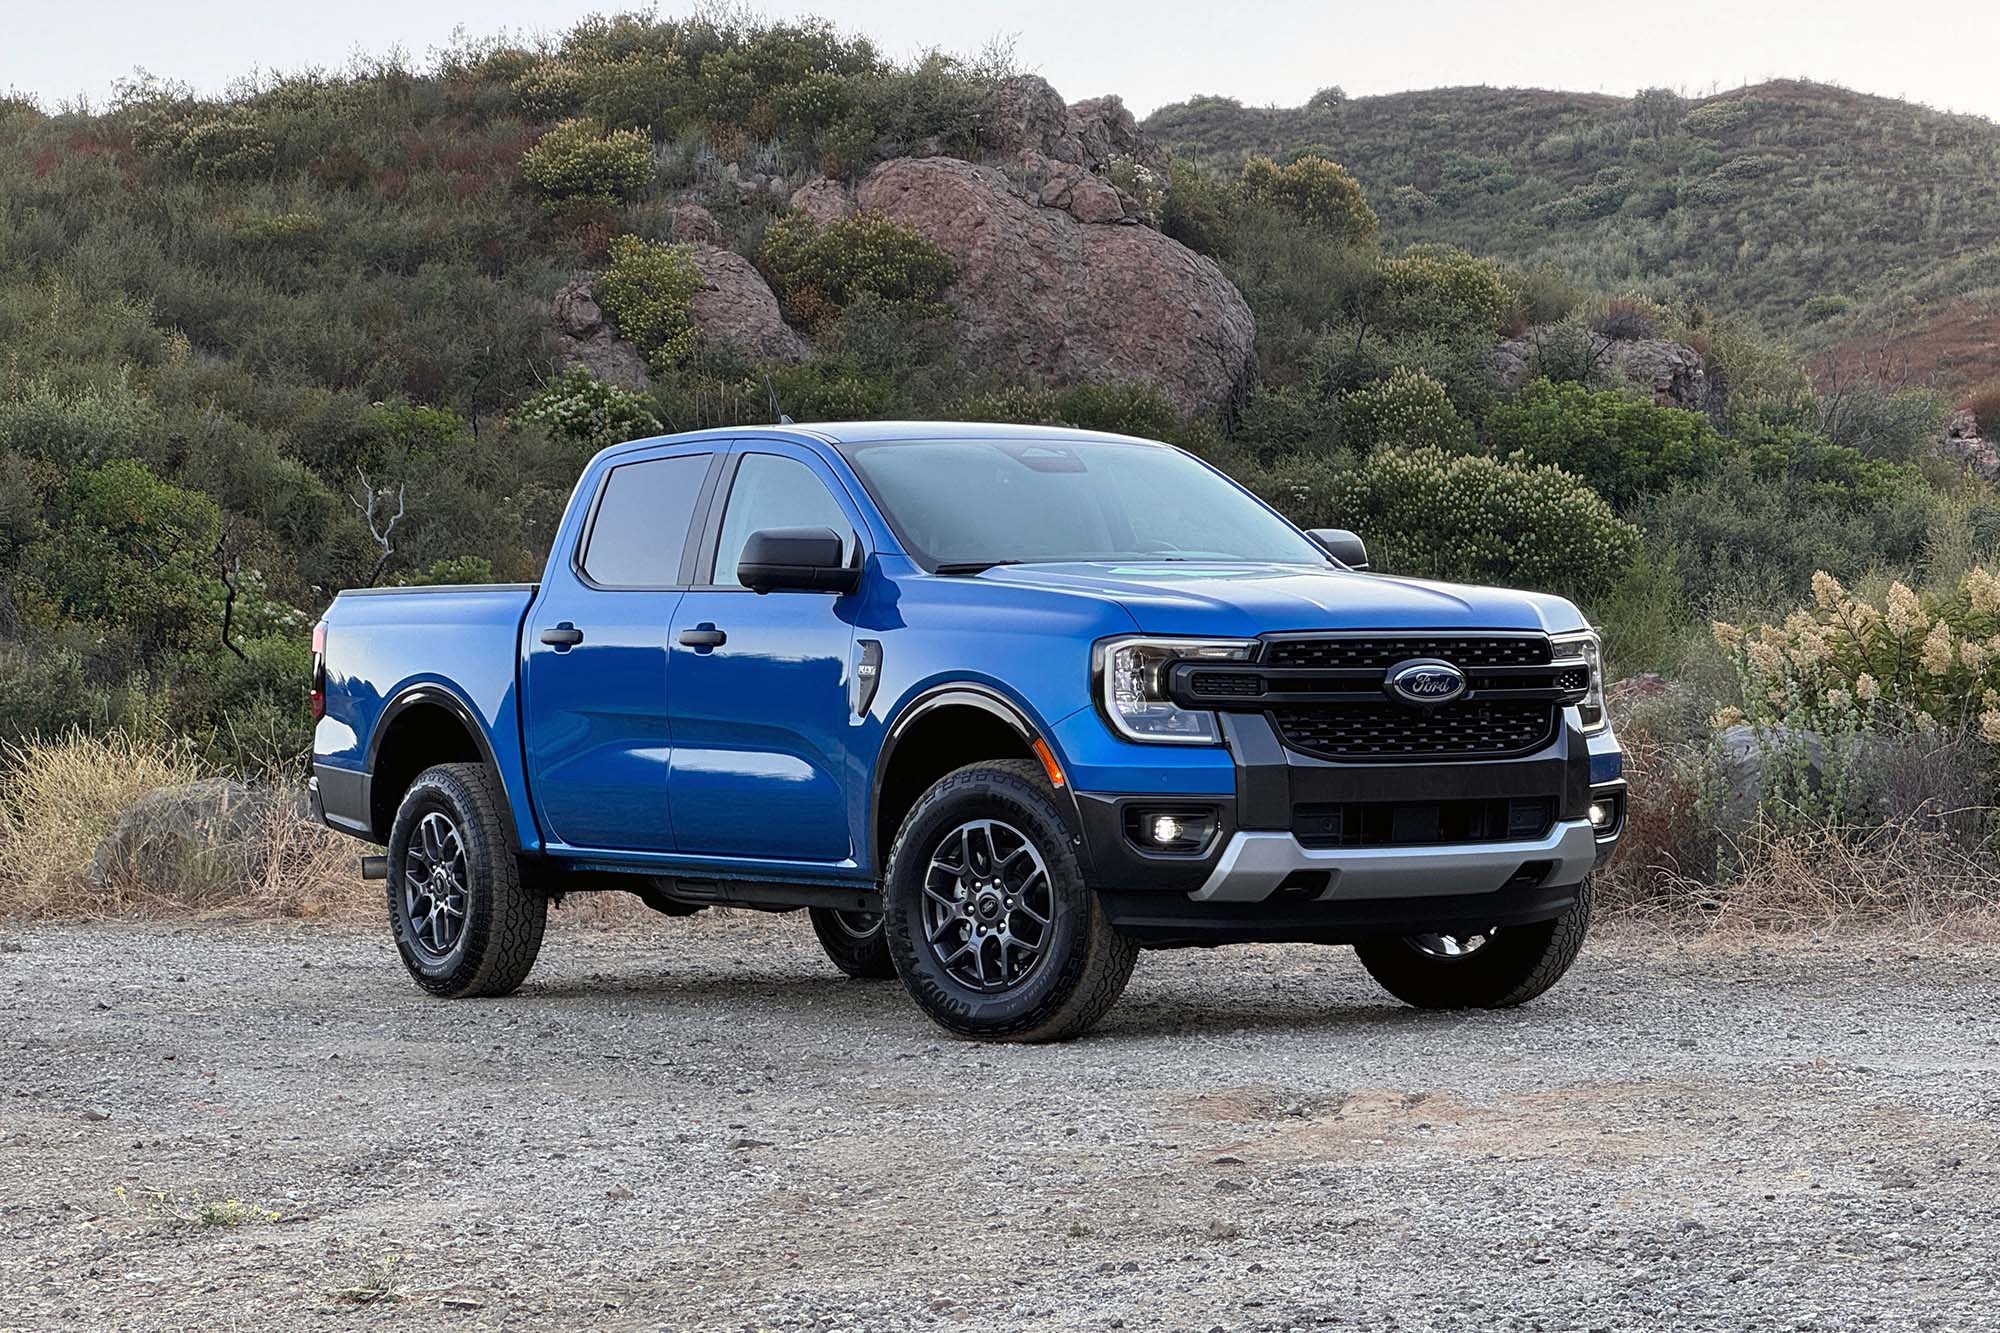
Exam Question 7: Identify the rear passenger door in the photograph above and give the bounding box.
[522,447,720,852]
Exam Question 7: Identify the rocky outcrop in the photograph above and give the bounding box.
[855,156,1255,415]
[1492,328,1710,411]
[552,276,650,391]
[789,176,855,226]
[975,76,1165,225]
[1937,408,2000,482]
[670,202,725,245]
[686,245,805,363]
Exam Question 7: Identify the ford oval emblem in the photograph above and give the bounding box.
[1385,658,1467,708]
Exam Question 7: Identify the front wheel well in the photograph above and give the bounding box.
[874,703,1038,871]
[369,700,487,842]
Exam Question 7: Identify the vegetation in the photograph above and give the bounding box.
[1,13,1997,927]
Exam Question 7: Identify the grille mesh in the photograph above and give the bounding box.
[1262,636,1551,670]
[1274,699,1557,761]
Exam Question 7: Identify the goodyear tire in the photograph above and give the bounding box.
[882,759,1138,1041]
[1354,876,1593,1010]
[385,762,547,998]
[808,907,896,980]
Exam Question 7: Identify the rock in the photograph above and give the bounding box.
[686,245,805,364]
[978,76,1165,175]
[550,275,651,392]
[80,1108,110,1123]
[669,203,724,245]
[854,157,1255,414]
[1936,408,1999,482]
[1491,328,1709,411]
[1066,94,1166,174]
[89,779,282,900]
[1607,672,1673,710]
[1020,150,1128,224]
[789,176,854,226]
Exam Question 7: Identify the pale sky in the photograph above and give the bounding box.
[6,0,1999,124]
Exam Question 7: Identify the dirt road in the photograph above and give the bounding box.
[1,914,1994,1331]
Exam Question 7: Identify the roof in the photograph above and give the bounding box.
[587,420,1173,472]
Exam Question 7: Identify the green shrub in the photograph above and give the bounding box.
[598,235,703,370]
[131,107,275,180]
[1375,245,1509,339]
[16,459,222,655]
[516,367,662,450]
[520,118,654,205]
[1682,100,1751,136]
[1258,447,1638,600]
[1238,154,1376,243]
[757,210,955,331]
[1487,378,1728,508]
[1960,383,2000,439]
[1801,294,1851,324]
[1336,368,1471,454]
[1160,158,1240,258]
[952,382,1182,439]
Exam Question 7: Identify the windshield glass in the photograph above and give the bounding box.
[842,438,1328,569]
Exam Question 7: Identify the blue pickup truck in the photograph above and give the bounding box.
[310,422,1624,1041]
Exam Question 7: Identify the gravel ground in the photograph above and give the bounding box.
[0,911,1995,1332]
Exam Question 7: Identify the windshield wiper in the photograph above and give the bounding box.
[933,559,1024,576]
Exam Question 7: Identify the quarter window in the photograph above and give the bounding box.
[580,454,710,587]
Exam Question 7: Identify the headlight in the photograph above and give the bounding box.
[1096,637,1256,744]
[1551,629,1608,734]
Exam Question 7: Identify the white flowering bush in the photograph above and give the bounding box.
[516,367,662,450]
[1336,367,1472,454]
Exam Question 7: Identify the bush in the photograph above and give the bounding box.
[598,235,703,370]
[1256,447,1639,601]
[1238,154,1377,244]
[757,210,955,331]
[519,118,655,205]
[952,382,1182,439]
[131,108,275,180]
[516,367,662,450]
[1159,158,1239,259]
[1374,245,1510,339]
[1962,383,2000,439]
[1336,368,1471,454]
[1487,378,1728,508]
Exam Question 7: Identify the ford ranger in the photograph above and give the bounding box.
[310,422,1625,1041]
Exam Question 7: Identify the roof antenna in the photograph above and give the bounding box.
[764,373,793,425]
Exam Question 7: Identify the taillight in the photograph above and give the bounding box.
[310,622,327,722]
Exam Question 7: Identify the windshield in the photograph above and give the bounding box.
[841,438,1329,570]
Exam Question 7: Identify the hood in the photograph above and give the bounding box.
[972,562,1588,638]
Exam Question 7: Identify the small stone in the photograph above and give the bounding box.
[605,1186,634,1200]
[80,1107,110,1122]
[1210,1154,1245,1165]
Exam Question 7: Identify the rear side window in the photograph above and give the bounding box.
[581,454,710,587]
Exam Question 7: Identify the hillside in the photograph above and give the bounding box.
[1146,81,2000,386]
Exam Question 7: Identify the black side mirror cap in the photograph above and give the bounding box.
[1306,528,1369,570]
[737,526,861,595]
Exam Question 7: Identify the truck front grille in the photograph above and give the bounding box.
[1262,635,1552,670]
[1272,698,1558,761]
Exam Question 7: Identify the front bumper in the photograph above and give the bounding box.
[1190,817,1598,902]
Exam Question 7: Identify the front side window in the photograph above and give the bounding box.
[712,453,855,587]
[580,453,710,587]
[842,438,1327,570]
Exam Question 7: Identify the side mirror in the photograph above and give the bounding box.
[737,526,861,595]
[1306,528,1369,571]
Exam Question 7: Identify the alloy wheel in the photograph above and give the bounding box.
[919,819,1054,992]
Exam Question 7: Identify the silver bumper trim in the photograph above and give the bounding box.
[1189,819,1599,903]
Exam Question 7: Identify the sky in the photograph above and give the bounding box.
[6,0,2000,123]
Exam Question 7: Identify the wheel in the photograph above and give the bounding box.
[385,762,547,998]
[809,906,896,979]
[1353,876,1594,1010]
[881,759,1138,1042]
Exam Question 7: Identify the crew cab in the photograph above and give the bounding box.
[310,422,1625,1041]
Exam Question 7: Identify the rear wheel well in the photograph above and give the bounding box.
[370,701,486,842]
[874,703,1036,872]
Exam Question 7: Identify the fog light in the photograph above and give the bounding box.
[1125,806,1219,854]
[1588,802,1610,829]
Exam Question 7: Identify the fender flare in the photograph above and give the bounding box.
[868,683,1080,872]
[364,683,513,841]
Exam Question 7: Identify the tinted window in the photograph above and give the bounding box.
[843,439,1326,568]
[713,454,854,587]
[581,454,710,586]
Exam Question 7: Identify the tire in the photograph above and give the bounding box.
[808,906,896,979]
[882,759,1138,1042]
[385,762,547,998]
[1354,876,1594,1010]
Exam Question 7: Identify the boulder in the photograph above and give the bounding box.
[1937,408,2000,482]
[1019,150,1127,224]
[551,275,651,392]
[977,76,1165,175]
[89,779,281,901]
[854,156,1255,415]
[1491,327,1709,411]
[670,203,725,245]
[686,245,806,364]
[1065,94,1167,174]
[789,176,855,226]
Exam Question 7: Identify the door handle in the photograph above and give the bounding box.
[679,625,727,650]
[539,623,584,650]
